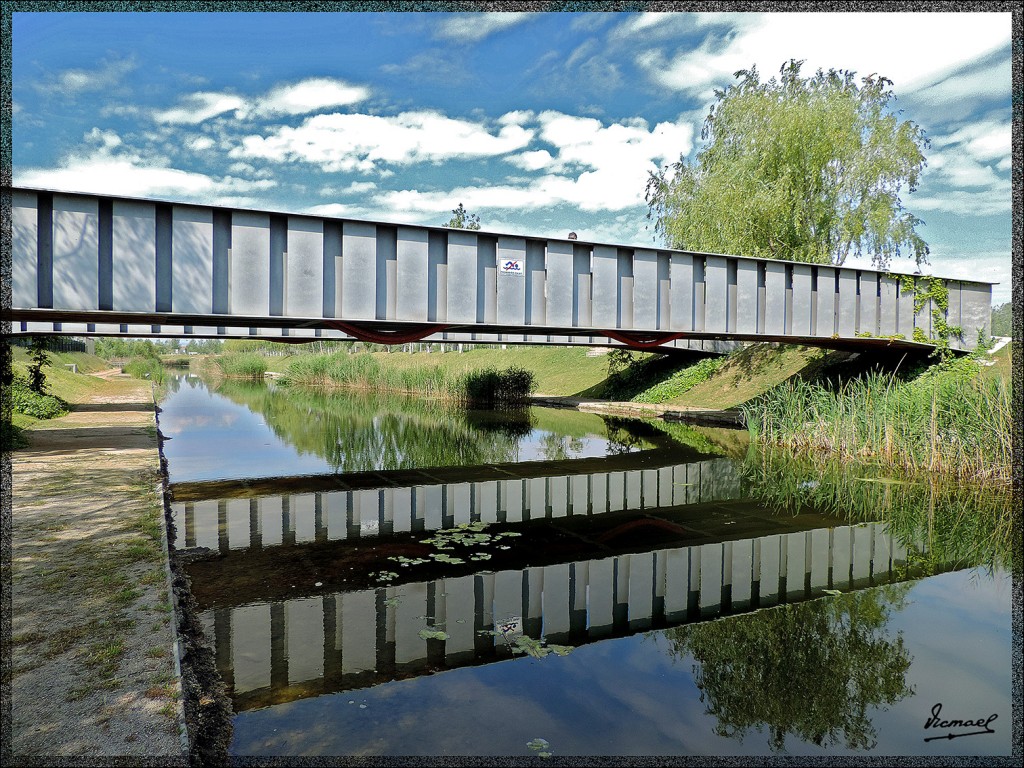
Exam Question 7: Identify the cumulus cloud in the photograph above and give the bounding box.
[14,131,276,202]
[155,92,247,125]
[634,12,1011,99]
[153,77,370,124]
[434,12,537,42]
[230,111,534,173]
[368,110,694,214]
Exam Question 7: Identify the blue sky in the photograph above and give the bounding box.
[11,10,1014,304]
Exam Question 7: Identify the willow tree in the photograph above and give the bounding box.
[646,60,929,269]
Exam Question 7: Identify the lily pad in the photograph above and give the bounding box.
[418,628,450,641]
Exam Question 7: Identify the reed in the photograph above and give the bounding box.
[216,353,267,379]
[742,358,1011,484]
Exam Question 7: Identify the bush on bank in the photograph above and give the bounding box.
[216,353,267,379]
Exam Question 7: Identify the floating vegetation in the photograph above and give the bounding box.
[430,553,466,565]
[418,628,450,641]
[382,596,402,608]
[478,629,575,659]
[526,738,553,758]
[389,555,430,567]
[373,571,399,582]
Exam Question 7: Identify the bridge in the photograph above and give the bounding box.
[7,187,992,351]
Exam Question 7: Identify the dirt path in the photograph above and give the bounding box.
[9,373,187,760]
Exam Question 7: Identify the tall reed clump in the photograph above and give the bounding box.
[123,357,167,385]
[216,352,267,379]
[742,358,1011,484]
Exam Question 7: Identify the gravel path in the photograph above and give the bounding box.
[9,374,187,761]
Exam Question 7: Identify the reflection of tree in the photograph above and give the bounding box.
[661,584,914,751]
[213,379,523,472]
[539,433,586,461]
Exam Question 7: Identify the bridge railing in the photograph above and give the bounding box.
[8,188,992,350]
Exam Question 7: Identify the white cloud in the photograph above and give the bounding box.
[230,111,534,172]
[373,111,694,215]
[932,120,1011,164]
[506,149,555,172]
[153,78,370,125]
[187,136,216,152]
[319,181,378,196]
[155,92,246,125]
[249,78,370,117]
[909,187,1011,217]
[637,12,1011,99]
[910,57,1012,107]
[35,57,136,96]
[14,140,276,202]
[435,12,537,42]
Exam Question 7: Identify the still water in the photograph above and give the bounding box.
[161,374,1013,758]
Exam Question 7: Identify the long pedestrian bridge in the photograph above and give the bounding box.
[6,187,992,351]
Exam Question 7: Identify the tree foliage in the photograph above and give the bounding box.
[646,60,930,269]
[444,202,481,230]
[27,336,52,394]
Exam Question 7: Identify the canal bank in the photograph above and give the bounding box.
[7,368,226,762]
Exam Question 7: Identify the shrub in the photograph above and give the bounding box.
[216,353,267,379]
[10,375,69,419]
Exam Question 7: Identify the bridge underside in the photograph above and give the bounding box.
[7,188,992,353]
[7,309,945,355]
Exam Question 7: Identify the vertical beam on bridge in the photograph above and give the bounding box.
[480,236,498,327]
[376,225,397,321]
[945,281,962,347]
[573,243,593,328]
[896,275,914,340]
[617,249,634,329]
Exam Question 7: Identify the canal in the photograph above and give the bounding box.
[159,373,1012,758]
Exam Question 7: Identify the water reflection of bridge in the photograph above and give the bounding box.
[177,451,929,712]
[170,453,739,550]
[199,516,922,712]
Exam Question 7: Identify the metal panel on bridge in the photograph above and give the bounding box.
[7,188,991,351]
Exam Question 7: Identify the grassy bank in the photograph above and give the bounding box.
[742,353,1012,484]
